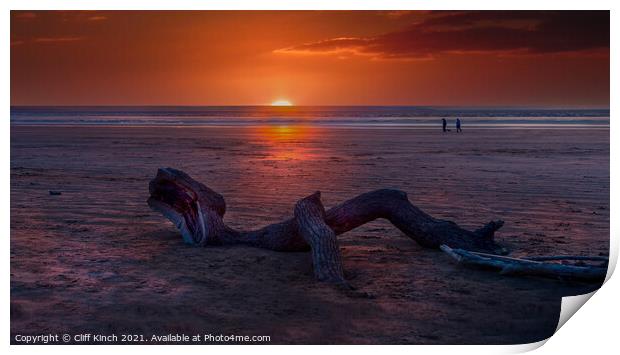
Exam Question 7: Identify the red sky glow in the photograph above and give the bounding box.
[10,10,610,107]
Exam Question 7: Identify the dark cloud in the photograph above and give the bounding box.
[33,36,85,43]
[276,11,609,59]
[11,11,107,47]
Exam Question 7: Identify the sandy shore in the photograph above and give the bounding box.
[10,125,609,344]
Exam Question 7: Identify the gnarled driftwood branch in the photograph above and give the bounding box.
[148,168,508,283]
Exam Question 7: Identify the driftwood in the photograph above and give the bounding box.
[525,255,608,263]
[440,245,607,282]
[148,168,507,283]
[295,192,346,284]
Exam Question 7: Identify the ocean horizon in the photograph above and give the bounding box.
[10,106,610,128]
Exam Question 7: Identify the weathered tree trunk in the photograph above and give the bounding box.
[148,168,507,281]
[294,192,346,284]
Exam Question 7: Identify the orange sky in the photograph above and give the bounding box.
[10,11,610,107]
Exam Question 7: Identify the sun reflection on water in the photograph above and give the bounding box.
[252,125,317,161]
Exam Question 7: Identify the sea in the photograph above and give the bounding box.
[10,106,610,128]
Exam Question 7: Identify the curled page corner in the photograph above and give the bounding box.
[516,289,601,353]
[512,289,600,354]
[555,245,617,333]
[556,291,597,331]
[507,338,549,353]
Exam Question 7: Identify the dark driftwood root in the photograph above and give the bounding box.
[148,168,506,282]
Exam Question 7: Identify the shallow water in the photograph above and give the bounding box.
[10,106,610,127]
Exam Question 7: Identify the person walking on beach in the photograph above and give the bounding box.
[442,118,447,132]
[456,118,462,133]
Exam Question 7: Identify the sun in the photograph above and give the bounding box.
[271,99,293,106]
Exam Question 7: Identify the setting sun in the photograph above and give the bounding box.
[271,99,293,106]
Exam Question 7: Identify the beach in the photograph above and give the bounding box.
[10,125,609,344]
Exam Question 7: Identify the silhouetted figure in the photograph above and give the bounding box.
[456,118,462,133]
[442,118,447,132]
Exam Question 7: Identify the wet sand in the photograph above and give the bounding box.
[10,125,609,344]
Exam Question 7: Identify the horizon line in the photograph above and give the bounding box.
[10,105,611,110]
